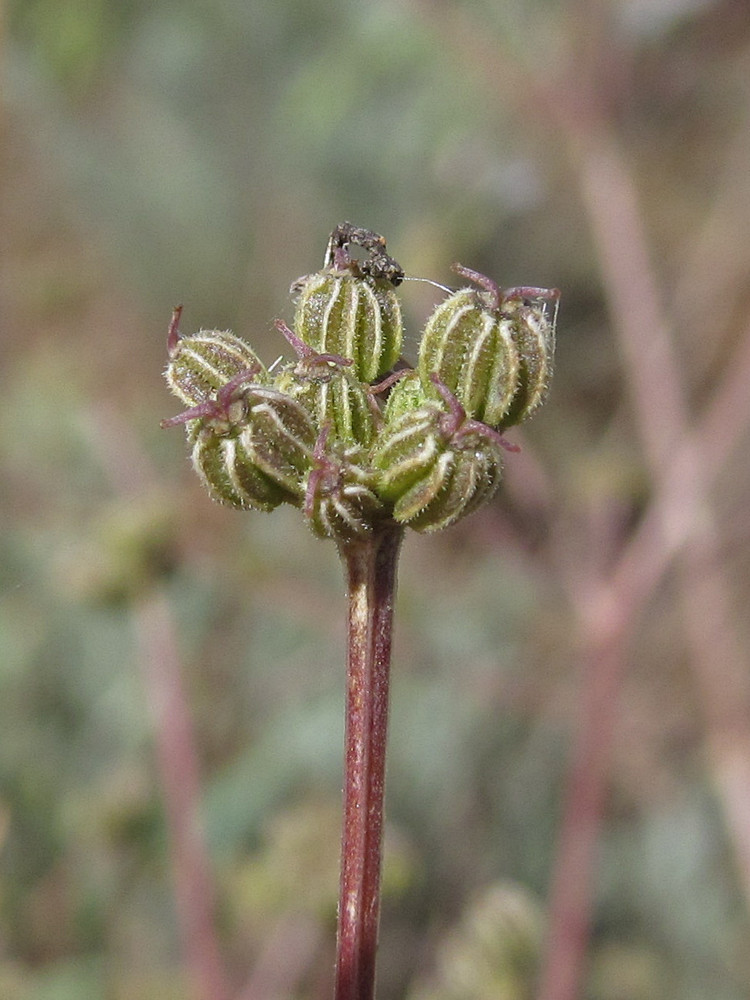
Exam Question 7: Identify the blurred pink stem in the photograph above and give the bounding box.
[86,407,231,1000]
[536,89,750,1000]
[415,8,750,997]
[237,913,325,1000]
[133,589,231,1000]
[538,309,750,1000]
[535,592,626,1000]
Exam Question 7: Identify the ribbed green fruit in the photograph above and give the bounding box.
[373,402,504,533]
[304,434,385,540]
[293,271,403,383]
[166,379,316,511]
[381,370,430,425]
[418,268,556,429]
[494,298,556,429]
[274,357,377,448]
[191,426,291,512]
[165,320,265,407]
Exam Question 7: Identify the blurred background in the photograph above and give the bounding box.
[4,1,750,998]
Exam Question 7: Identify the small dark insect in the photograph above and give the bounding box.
[325,221,405,286]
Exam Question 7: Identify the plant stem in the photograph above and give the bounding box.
[133,588,231,1000]
[334,524,404,1000]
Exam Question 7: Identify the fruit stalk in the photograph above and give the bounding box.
[334,524,404,1000]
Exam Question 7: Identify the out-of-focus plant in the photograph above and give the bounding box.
[407,882,543,1000]
[7,2,750,998]
[162,222,558,1000]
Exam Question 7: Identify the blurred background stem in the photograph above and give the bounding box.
[539,79,750,1000]
[419,4,750,997]
[88,408,231,1000]
[132,588,232,1000]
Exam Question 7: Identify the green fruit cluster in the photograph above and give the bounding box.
[163,226,558,540]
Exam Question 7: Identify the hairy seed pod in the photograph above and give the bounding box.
[493,297,556,429]
[381,370,429,425]
[304,429,385,540]
[275,361,377,447]
[273,354,377,449]
[163,375,316,511]
[238,385,318,497]
[373,378,509,533]
[418,266,557,429]
[164,307,266,407]
[292,270,403,383]
[191,425,290,511]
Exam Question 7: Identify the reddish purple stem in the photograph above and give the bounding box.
[334,526,404,1000]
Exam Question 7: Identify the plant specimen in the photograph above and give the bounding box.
[162,224,558,1000]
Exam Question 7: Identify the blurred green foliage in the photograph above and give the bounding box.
[3,1,750,998]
